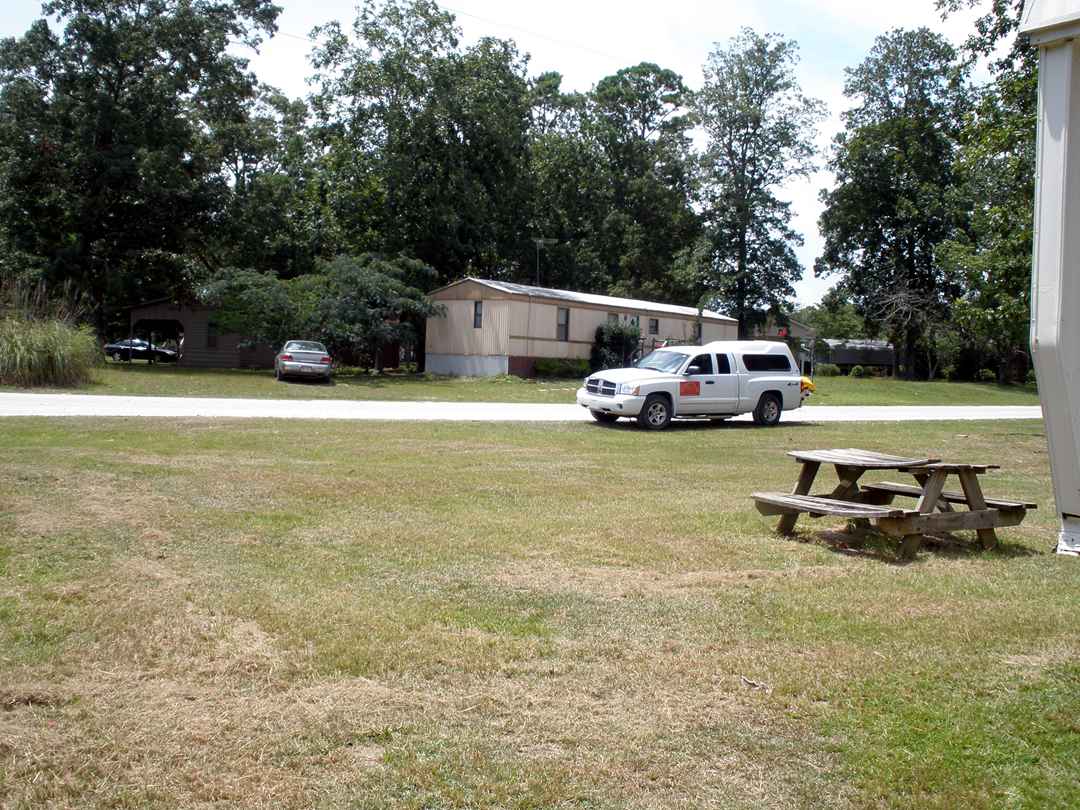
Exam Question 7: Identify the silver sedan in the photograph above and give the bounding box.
[275,340,333,382]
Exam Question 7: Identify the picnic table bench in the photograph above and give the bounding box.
[751,449,1036,558]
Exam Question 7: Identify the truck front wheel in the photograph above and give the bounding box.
[637,394,672,430]
[753,393,782,426]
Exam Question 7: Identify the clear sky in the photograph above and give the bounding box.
[1,0,984,306]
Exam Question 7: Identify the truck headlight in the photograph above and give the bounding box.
[618,383,640,395]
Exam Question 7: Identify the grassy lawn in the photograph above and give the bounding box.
[1,362,582,403]
[807,375,1040,407]
[1,417,1075,808]
[0,360,1042,407]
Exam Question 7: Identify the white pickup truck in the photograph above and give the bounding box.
[576,340,808,429]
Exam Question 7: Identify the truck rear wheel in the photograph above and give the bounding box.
[753,393,782,426]
[637,394,672,430]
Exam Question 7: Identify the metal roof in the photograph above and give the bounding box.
[1020,0,1080,43]
[823,339,893,349]
[440,277,737,322]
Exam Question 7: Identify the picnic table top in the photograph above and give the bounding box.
[898,462,1001,474]
[787,448,939,468]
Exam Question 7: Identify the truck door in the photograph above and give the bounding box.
[710,352,739,412]
[677,352,712,413]
[679,352,730,414]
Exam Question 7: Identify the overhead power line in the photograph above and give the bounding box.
[266,5,623,62]
[440,4,622,61]
[276,30,316,44]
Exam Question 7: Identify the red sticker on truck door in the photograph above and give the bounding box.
[679,381,701,397]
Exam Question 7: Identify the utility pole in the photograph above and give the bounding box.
[534,238,557,286]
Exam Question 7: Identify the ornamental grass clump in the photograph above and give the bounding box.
[0,316,100,387]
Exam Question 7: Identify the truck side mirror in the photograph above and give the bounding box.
[686,365,701,375]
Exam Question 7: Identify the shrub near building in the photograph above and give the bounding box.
[534,358,590,378]
[590,322,641,371]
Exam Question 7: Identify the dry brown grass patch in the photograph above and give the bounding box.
[491,559,849,600]
[9,471,176,538]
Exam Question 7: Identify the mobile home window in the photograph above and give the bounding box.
[648,318,659,335]
[557,307,570,341]
[473,300,483,329]
[743,354,792,372]
[607,312,619,324]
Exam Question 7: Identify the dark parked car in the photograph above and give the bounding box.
[104,338,178,362]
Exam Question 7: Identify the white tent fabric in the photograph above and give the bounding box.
[1022,0,1080,555]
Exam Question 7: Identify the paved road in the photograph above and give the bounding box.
[0,393,1044,423]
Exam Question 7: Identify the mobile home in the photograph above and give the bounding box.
[425,278,738,376]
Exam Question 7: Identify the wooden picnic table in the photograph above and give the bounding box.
[751,448,1036,558]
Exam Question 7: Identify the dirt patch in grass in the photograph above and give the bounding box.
[491,559,850,600]
[0,688,65,711]
[9,471,176,538]
[1,673,408,807]
[2,659,829,808]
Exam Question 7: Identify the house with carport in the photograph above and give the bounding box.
[124,299,276,368]
[425,278,738,376]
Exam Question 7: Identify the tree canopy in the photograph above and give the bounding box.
[202,254,440,366]
[0,0,281,331]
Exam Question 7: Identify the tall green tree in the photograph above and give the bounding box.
[524,71,612,291]
[309,0,533,281]
[816,28,970,377]
[694,29,825,338]
[208,87,321,278]
[585,62,700,302]
[937,0,1034,381]
[793,287,871,341]
[0,0,281,332]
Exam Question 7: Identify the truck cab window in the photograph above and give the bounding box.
[688,354,714,374]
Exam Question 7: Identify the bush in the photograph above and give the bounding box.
[850,364,866,378]
[815,363,840,377]
[534,358,590,378]
[590,322,640,371]
[0,317,101,387]
[977,368,997,383]
[1026,369,1038,386]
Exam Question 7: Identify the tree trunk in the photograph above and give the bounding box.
[735,263,749,340]
[904,328,919,380]
[415,317,427,374]
[736,219,750,340]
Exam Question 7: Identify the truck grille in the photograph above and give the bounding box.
[586,378,617,397]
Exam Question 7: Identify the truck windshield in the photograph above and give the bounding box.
[636,350,689,373]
